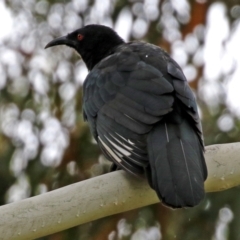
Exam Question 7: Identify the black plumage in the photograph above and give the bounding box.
[45,24,207,208]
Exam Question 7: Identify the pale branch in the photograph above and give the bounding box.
[0,143,240,240]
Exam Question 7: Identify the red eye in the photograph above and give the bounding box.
[77,34,84,41]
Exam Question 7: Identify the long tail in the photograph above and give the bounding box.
[146,114,207,208]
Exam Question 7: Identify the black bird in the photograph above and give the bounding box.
[45,24,207,208]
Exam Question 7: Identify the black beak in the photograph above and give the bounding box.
[45,35,76,49]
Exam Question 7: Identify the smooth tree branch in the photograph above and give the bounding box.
[0,143,240,240]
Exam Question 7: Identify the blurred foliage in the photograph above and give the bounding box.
[0,0,240,239]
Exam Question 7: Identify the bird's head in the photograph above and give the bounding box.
[45,24,124,70]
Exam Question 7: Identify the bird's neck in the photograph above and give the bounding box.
[82,49,109,71]
[81,39,124,71]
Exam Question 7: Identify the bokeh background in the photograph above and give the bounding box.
[0,0,240,239]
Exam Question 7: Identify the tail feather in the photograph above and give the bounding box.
[147,118,206,208]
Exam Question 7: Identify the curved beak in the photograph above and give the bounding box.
[45,35,76,49]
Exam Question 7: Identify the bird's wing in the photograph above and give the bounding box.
[83,49,174,177]
[167,60,204,148]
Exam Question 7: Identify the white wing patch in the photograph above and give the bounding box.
[98,131,148,169]
[109,133,133,151]
[105,136,131,156]
[98,136,122,163]
[115,132,136,146]
[128,139,135,145]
